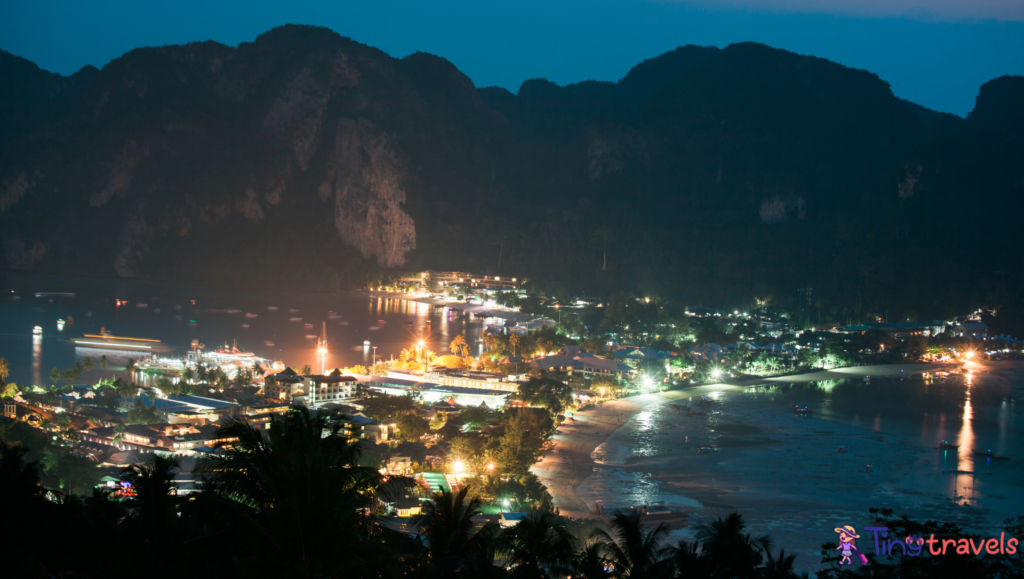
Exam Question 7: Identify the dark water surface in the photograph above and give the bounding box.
[0,272,485,386]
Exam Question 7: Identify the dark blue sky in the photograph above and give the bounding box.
[2,0,1022,116]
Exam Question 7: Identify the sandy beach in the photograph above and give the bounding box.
[534,360,1024,569]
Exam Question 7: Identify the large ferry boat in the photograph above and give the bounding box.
[204,341,261,364]
[71,329,172,354]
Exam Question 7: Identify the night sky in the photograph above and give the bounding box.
[2,0,1022,117]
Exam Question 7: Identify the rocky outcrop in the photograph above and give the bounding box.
[0,172,28,213]
[3,236,46,270]
[113,207,150,277]
[91,139,147,207]
[326,118,416,267]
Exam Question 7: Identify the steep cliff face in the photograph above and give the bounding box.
[327,118,416,267]
[0,27,1021,315]
[0,26,466,282]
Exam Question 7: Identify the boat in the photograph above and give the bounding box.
[267,306,278,311]
[34,292,75,298]
[695,397,716,407]
[289,317,302,322]
[71,329,172,354]
[289,308,300,313]
[698,447,712,454]
[245,313,258,318]
[137,303,148,308]
[363,340,371,346]
[304,323,313,328]
[794,405,813,414]
[205,341,261,364]
[939,441,959,450]
[369,325,381,330]
[264,341,275,347]
[378,319,386,324]
[32,326,42,336]
[972,449,1010,460]
[328,312,342,320]
[241,324,250,328]
[305,334,317,339]
[225,309,242,314]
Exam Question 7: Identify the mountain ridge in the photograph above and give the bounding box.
[1,25,1022,324]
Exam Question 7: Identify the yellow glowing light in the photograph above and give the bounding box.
[453,460,465,473]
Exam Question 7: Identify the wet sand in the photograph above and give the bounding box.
[534,360,1024,570]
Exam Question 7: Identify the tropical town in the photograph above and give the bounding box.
[2,271,1023,578]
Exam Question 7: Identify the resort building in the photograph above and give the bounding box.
[269,368,359,407]
[530,351,631,380]
[363,375,511,408]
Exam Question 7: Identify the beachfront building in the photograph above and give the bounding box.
[363,375,510,408]
[688,343,726,362]
[953,321,989,339]
[530,351,631,380]
[423,271,524,291]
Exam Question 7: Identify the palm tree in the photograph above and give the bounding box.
[762,548,801,579]
[199,408,404,578]
[0,440,46,500]
[589,511,674,579]
[0,357,9,383]
[99,355,108,371]
[572,539,613,579]
[121,455,181,540]
[693,512,771,579]
[450,334,469,359]
[416,487,501,578]
[497,508,578,578]
[112,423,126,447]
[668,539,709,578]
[82,356,93,373]
[509,333,522,357]
[125,358,137,375]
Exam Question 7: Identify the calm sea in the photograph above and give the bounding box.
[0,272,485,386]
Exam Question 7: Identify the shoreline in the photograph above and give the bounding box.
[533,361,979,518]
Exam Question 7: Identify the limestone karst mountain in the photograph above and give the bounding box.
[1,25,1022,320]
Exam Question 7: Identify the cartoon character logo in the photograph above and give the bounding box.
[835,525,869,566]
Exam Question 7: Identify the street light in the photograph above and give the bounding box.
[372,346,377,374]
[453,460,465,474]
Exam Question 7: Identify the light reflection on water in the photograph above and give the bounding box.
[588,372,1020,511]
[0,274,487,387]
